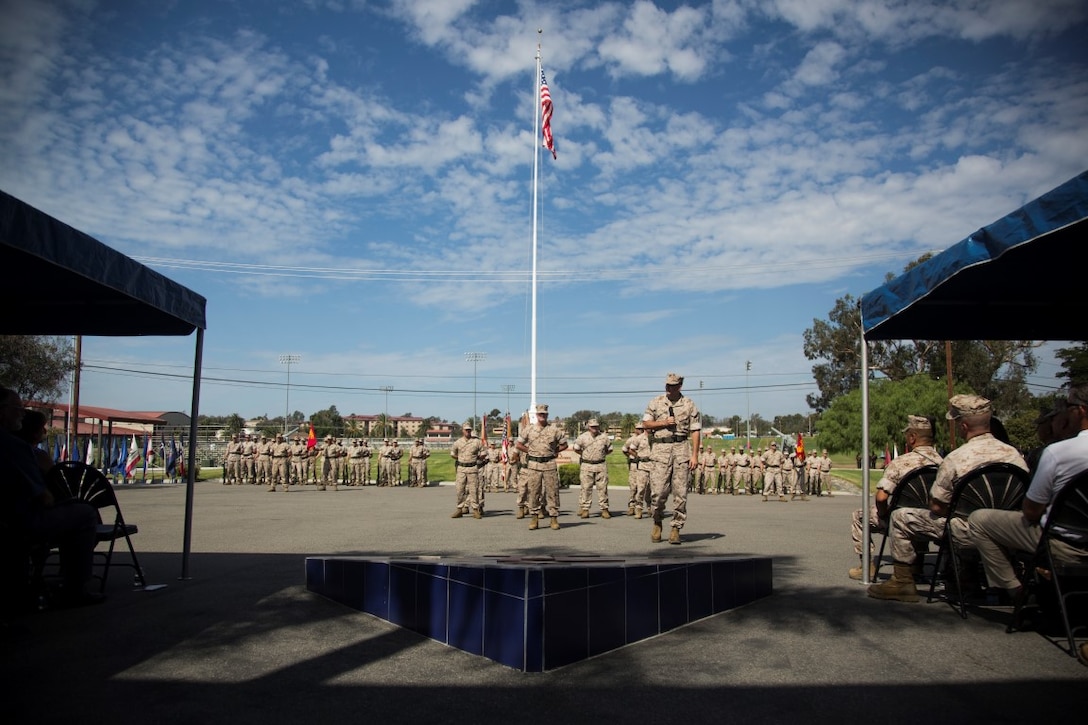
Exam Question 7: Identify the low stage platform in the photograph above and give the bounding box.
[307,553,773,671]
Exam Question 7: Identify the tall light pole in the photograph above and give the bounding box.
[745,361,751,445]
[279,354,300,434]
[501,384,515,415]
[379,386,393,438]
[464,352,486,429]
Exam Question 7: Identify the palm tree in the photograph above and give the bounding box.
[375,413,390,438]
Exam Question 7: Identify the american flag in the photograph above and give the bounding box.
[501,413,510,465]
[540,67,556,159]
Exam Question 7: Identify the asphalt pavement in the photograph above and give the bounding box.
[4,478,1085,724]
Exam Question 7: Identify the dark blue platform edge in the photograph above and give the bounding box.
[306,554,773,672]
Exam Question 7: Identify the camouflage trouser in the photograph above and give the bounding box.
[629,465,650,510]
[226,457,241,483]
[735,467,751,493]
[514,466,535,508]
[889,507,971,563]
[649,442,690,529]
[578,463,609,512]
[454,466,481,512]
[326,458,341,484]
[783,469,796,493]
[258,457,272,484]
[243,458,255,483]
[852,505,887,556]
[762,467,783,496]
[525,463,560,518]
[272,459,290,487]
[409,460,427,486]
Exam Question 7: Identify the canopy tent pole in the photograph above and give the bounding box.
[180,327,204,581]
[860,312,873,585]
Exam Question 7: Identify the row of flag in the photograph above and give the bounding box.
[49,433,189,477]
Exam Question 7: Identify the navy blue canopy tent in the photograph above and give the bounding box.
[861,169,1088,341]
[1,188,207,579]
[854,169,1088,583]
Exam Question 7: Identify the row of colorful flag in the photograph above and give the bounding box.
[48,433,189,477]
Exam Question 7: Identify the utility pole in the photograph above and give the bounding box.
[745,361,752,445]
[279,354,300,434]
[464,352,487,430]
[379,386,393,438]
[501,384,515,415]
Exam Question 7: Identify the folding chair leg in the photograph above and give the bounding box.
[123,533,147,588]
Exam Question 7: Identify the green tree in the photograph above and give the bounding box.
[310,405,344,439]
[0,335,77,402]
[1055,342,1088,387]
[818,376,965,455]
[620,413,641,437]
[924,340,1038,415]
[225,413,245,435]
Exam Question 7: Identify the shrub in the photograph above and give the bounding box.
[558,464,579,489]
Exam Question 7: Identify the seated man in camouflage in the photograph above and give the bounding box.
[849,415,943,580]
[868,395,1028,603]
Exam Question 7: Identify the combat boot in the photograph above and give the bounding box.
[579,510,589,519]
[550,517,560,530]
[779,495,787,502]
[761,495,768,502]
[627,505,635,516]
[635,508,643,519]
[848,558,877,581]
[911,559,926,579]
[472,509,482,519]
[450,509,463,519]
[651,520,663,543]
[669,528,681,545]
[601,509,611,519]
[516,506,525,519]
[529,515,539,530]
[866,563,919,602]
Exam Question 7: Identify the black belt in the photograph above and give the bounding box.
[657,435,688,443]
[766,465,780,468]
[581,458,606,464]
[527,455,555,463]
[456,461,479,467]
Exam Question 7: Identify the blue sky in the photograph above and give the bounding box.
[2,0,1085,425]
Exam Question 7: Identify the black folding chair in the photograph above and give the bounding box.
[873,464,938,579]
[1007,470,1088,661]
[927,462,1030,618]
[46,461,146,591]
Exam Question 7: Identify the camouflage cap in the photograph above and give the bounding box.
[769,441,777,447]
[635,421,645,429]
[586,418,599,428]
[665,372,684,386]
[903,415,933,433]
[946,394,991,419]
[535,403,549,414]
[462,421,473,429]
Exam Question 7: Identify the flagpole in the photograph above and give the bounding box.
[530,31,542,422]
